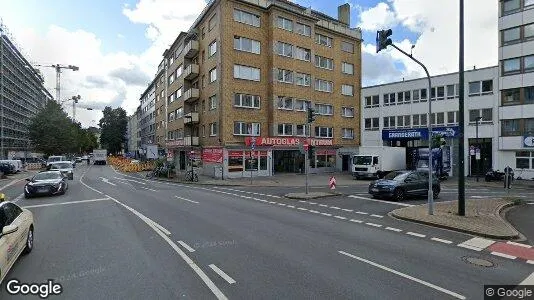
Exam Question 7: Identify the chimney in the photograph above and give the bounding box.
[338,3,350,25]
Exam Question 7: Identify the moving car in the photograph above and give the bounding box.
[75,157,83,163]
[24,171,68,198]
[46,155,67,167]
[48,161,74,180]
[0,195,34,283]
[368,170,440,201]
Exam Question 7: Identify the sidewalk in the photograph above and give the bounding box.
[390,198,522,239]
[441,176,534,189]
[0,169,38,190]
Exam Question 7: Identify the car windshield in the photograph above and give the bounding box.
[51,163,72,169]
[33,172,62,180]
[353,156,372,165]
[384,171,409,181]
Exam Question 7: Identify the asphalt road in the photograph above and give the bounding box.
[0,165,532,299]
[506,203,534,245]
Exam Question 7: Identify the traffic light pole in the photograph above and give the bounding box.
[305,122,309,195]
[390,44,434,215]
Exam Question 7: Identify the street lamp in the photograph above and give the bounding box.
[475,116,482,182]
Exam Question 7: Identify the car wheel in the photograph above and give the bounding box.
[22,226,33,255]
[393,188,405,202]
[24,192,31,199]
[432,188,440,199]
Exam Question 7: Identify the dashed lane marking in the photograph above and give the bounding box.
[213,187,281,198]
[178,241,195,252]
[355,211,368,215]
[350,219,363,223]
[406,232,426,238]
[341,208,353,212]
[365,222,382,228]
[370,214,384,218]
[330,206,341,210]
[506,241,532,248]
[174,196,200,204]
[321,212,332,216]
[385,227,402,232]
[297,207,308,211]
[318,204,328,207]
[491,252,517,259]
[308,202,317,205]
[334,216,347,220]
[431,238,453,244]
[348,195,415,207]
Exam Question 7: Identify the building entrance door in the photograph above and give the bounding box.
[468,138,492,176]
[342,155,350,172]
[273,150,303,173]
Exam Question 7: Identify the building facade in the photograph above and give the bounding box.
[499,0,534,178]
[362,66,500,177]
[0,22,53,159]
[153,0,362,178]
[138,80,156,155]
[127,108,140,157]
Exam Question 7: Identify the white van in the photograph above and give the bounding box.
[47,156,67,167]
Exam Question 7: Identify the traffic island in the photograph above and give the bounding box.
[284,192,342,199]
[390,199,521,239]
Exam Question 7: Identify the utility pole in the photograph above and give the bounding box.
[475,116,482,182]
[34,64,79,102]
[376,29,434,215]
[458,0,466,216]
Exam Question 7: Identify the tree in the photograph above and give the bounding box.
[99,106,127,155]
[29,100,77,156]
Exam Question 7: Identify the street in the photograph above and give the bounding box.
[0,165,532,299]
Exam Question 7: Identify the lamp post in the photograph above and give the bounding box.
[475,116,482,182]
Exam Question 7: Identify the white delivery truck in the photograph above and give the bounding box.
[92,149,108,165]
[352,146,406,179]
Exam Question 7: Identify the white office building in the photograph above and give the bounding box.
[361,66,500,177]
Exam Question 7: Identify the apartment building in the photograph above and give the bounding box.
[126,107,140,157]
[499,0,534,178]
[362,66,500,177]
[138,79,156,155]
[153,0,362,177]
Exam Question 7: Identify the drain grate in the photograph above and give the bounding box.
[462,256,495,268]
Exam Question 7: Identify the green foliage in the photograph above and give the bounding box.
[98,107,128,155]
[432,134,445,148]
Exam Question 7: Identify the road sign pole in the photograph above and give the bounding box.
[305,124,310,195]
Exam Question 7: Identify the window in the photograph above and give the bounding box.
[525,118,534,134]
[503,57,521,74]
[437,86,445,100]
[168,93,175,104]
[525,23,534,39]
[176,64,183,77]
[524,55,534,71]
[447,111,459,125]
[341,85,354,96]
[315,55,333,70]
[176,87,182,99]
[209,68,217,83]
[210,123,218,136]
[176,107,183,119]
[168,112,175,121]
[277,69,293,83]
[208,40,217,57]
[502,27,521,45]
[481,80,493,94]
[502,88,521,105]
[234,93,260,109]
[502,0,520,15]
[295,99,311,111]
[315,127,333,138]
[234,122,260,136]
[277,16,293,31]
[397,116,405,128]
[234,9,260,27]
[412,115,420,127]
[295,72,311,86]
[469,81,480,95]
[276,42,293,57]
[168,73,175,84]
[294,47,311,61]
[314,79,333,93]
[342,62,354,75]
[209,95,217,110]
[412,89,420,102]
[502,119,521,136]
[342,128,354,139]
[527,0,534,7]
[315,33,332,47]
[364,118,379,130]
[365,95,380,108]
[277,96,294,110]
[420,88,427,101]
[446,84,455,99]
[208,14,217,31]
[525,87,534,104]
[342,107,354,117]
[397,92,404,104]
[296,124,308,136]
[234,65,260,81]
[420,114,427,126]
[383,116,395,129]
[295,23,311,36]
[341,41,354,53]
[202,125,206,137]
[315,104,333,115]
[169,56,174,66]
[234,36,261,54]
[384,93,396,106]
[278,124,293,136]
[436,112,445,125]
[516,151,532,169]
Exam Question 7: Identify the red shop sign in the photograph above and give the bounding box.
[244,137,333,147]
[202,148,223,163]
[228,150,243,158]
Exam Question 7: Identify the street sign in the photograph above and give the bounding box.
[475,148,481,160]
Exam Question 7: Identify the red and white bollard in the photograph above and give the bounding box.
[329,176,336,190]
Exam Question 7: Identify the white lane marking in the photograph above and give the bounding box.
[348,195,415,207]
[334,216,347,220]
[178,241,195,252]
[22,198,111,208]
[330,206,341,210]
[151,221,171,236]
[365,222,382,228]
[141,187,158,192]
[321,213,332,216]
[309,210,320,214]
[99,177,116,186]
[297,207,308,211]
[212,187,281,198]
[12,193,24,203]
[209,264,236,284]
[355,211,368,215]
[457,237,495,251]
[268,201,277,204]
[370,214,384,218]
[0,178,23,191]
[520,271,534,285]
[277,203,286,206]
[506,241,532,248]
[259,199,268,203]
[526,260,534,265]
[385,227,402,232]
[406,232,426,238]
[341,208,353,212]
[113,177,146,185]
[338,251,466,300]
[491,252,517,260]
[308,202,317,205]
[299,200,307,203]
[174,196,199,204]
[287,205,295,208]
[350,219,363,223]
[431,238,453,244]
[318,204,328,207]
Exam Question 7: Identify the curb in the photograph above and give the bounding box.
[389,201,520,240]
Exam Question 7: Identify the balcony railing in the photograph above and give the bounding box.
[184,88,199,102]
[184,64,199,80]
[183,112,199,124]
[184,40,199,59]
[184,136,199,146]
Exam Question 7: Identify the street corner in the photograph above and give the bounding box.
[389,198,521,240]
[284,191,343,200]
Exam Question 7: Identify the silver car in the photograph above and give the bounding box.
[48,161,74,180]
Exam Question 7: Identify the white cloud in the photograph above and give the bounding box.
[358,2,398,31]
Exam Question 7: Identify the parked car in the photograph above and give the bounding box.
[485,169,506,182]
[24,171,68,198]
[368,170,440,201]
[47,161,74,180]
[0,199,34,283]
[75,157,83,163]
[0,163,15,175]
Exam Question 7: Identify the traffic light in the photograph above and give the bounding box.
[307,145,315,159]
[307,107,316,123]
[376,29,393,53]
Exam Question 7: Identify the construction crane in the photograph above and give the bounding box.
[34,64,79,102]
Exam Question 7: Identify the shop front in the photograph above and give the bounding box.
[166,140,200,171]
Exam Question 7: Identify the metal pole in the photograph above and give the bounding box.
[476,118,479,182]
[305,123,309,194]
[72,100,76,123]
[390,44,433,215]
[458,0,466,216]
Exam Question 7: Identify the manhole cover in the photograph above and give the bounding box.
[462,256,495,267]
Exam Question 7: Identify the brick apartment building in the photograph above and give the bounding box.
[153,0,362,178]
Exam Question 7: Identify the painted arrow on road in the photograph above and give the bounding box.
[99,177,116,186]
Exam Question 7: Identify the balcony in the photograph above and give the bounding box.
[184,88,199,102]
[184,40,199,59]
[184,136,199,146]
[184,64,199,80]
[183,112,199,124]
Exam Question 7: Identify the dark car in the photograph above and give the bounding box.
[368,170,440,201]
[0,162,15,175]
[24,171,68,198]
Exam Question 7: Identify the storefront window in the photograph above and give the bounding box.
[228,151,244,172]
[327,155,336,167]
[316,155,327,167]
[260,156,267,170]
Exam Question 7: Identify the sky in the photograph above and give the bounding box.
[0,0,498,128]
